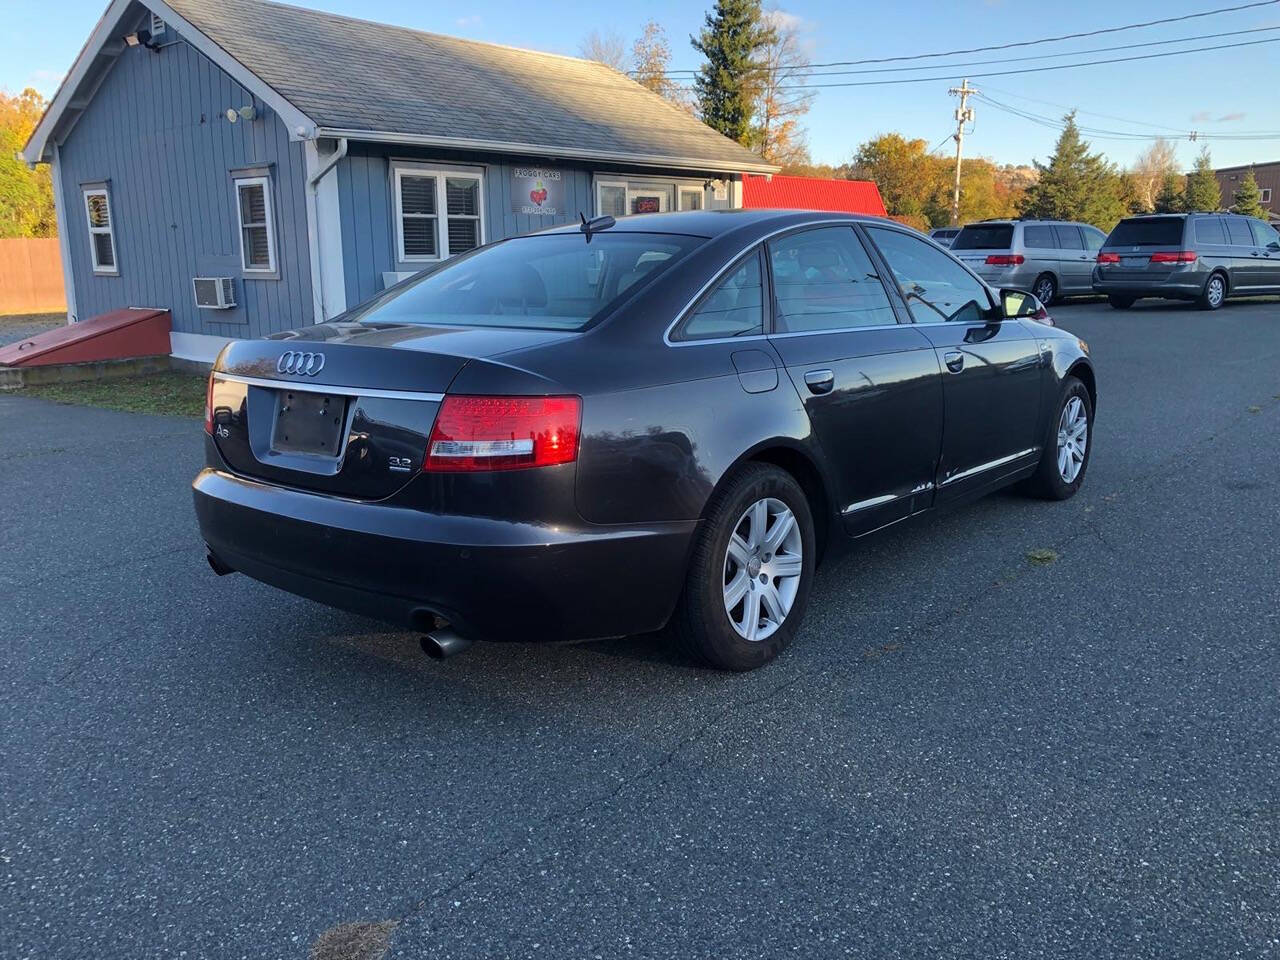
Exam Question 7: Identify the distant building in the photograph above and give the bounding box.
[742,174,887,217]
[1214,161,1279,223]
[22,0,775,362]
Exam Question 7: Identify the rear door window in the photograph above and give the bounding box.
[865,226,992,324]
[1107,218,1184,246]
[1023,225,1057,248]
[952,224,1014,250]
[1082,227,1107,251]
[767,227,898,332]
[1053,225,1085,249]
[674,249,765,341]
[1194,218,1227,244]
[1226,217,1255,246]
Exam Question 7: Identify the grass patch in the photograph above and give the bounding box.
[311,921,398,960]
[23,371,206,418]
[1026,548,1058,566]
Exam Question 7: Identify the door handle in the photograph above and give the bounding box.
[943,351,965,373]
[804,369,834,394]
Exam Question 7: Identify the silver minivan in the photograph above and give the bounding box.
[1093,213,1280,310]
[950,219,1108,304]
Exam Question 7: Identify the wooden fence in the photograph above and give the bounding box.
[0,238,66,316]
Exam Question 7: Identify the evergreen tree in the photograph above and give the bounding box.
[1231,167,1266,218]
[1182,147,1221,212]
[691,0,774,145]
[1153,173,1184,213]
[1018,113,1125,229]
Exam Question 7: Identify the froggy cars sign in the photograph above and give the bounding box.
[511,167,566,216]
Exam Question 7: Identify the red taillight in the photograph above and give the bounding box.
[425,395,581,472]
[204,373,215,434]
[1096,252,1121,264]
[985,254,1025,266]
[1149,251,1198,264]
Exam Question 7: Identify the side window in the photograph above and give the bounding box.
[1053,225,1084,249]
[1023,225,1057,249]
[1249,218,1279,247]
[1225,217,1254,246]
[82,186,118,275]
[864,226,992,324]
[1082,227,1106,251]
[1194,217,1227,244]
[673,250,764,341]
[234,175,277,273]
[767,227,897,332]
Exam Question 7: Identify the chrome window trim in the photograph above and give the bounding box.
[213,372,444,403]
[663,218,910,347]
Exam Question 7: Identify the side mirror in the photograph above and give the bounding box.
[1000,288,1038,319]
[1268,240,1280,252]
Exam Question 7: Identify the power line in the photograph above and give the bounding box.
[975,93,1280,142]
[758,36,1280,90]
[651,0,1279,76]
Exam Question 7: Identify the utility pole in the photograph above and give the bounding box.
[948,79,977,226]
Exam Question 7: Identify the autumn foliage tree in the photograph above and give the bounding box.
[746,10,814,168]
[631,21,693,112]
[0,88,56,238]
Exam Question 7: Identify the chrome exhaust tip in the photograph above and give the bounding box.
[421,628,472,660]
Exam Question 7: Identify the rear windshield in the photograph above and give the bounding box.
[349,232,703,330]
[952,224,1014,250]
[1107,218,1184,247]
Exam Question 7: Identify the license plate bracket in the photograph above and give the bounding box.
[272,390,347,456]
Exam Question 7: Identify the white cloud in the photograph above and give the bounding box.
[25,68,63,96]
[763,8,807,31]
[1216,112,1246,123]
[454,15,482,28]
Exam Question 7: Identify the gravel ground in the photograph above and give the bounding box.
[1,299,1277,960]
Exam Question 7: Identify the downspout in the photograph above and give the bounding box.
[306,137,347,321]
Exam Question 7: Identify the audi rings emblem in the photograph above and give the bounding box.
[277,351,326,376]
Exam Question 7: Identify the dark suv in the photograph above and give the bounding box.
[1093,213,1280,310]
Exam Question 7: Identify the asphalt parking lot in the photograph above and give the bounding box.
[2,298,1278,960]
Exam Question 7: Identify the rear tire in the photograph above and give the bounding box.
[1197,272,1227,311]
[672,463,815,671]
[1023,376,1092,501]
[1107,295,1135,310]
[1032,274,1058,305]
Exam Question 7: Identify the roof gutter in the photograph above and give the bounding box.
[314,127,781,176]
[305,137,347,322]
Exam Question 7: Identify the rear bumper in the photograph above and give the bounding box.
[1091,271,1205,298]
[193,468,697,642]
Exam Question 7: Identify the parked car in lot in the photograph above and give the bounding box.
[950,218,1108,305]
[195,210,1096,671]
[1093,213,1280,310]
[929,227,960,248]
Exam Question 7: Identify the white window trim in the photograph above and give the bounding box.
[678,186,705,211]
[594,175,712,216]
[391,162,485,265]
[234,174,278,275]
[1262,188,1273,204]
[82,186,118,276]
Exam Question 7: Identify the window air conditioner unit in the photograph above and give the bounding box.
[193,277,236,309]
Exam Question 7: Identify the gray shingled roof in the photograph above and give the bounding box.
[165,0,775,173]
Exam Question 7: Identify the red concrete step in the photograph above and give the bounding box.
[0,308,171,367]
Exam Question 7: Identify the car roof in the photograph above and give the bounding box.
[531,208,905,241]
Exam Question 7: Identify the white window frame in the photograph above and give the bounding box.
[678,186,705,211]
[234,174,278,275]
[1262,188,1273,204]
[594,176,712,217]
[82,186,118,276]
[391,162,485,266]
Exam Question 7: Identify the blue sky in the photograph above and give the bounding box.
[5,0,1278,171]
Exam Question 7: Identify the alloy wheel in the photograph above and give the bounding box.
[1207,275,1225,308]
[723,497,803,642]
[1056,396,1088,483]
[1034,276,1055,304]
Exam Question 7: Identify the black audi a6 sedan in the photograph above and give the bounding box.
[195,210,1095,671]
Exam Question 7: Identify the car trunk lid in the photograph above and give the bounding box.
[207,321,575,499]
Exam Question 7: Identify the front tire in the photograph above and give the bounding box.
[1023,376,1092,501]
[1107,295,1135,310]
[1197,272,1226,311]
[672,463,815,671]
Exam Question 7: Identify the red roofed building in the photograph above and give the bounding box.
[741,174,887,217]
